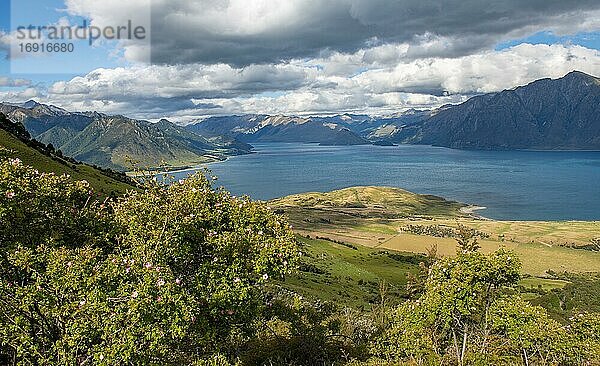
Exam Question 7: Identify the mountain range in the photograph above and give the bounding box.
[363,71,600,149]
[0,102,253,171]
[186,71,600,150]
[0,112,133,194]
[1,71,598,172]
[186,114,369,145]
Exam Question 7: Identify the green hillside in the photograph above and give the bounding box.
[57,116,220,171]
[271,186,459,211]
[270,185,467,222]
[0,120,133,196]
[278,236,421,309]
[271,187,600,272]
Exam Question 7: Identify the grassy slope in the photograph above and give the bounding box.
[277,236,420,309]
[271,186,467,231]
[271,186,466,217]
[530,273,600,320]
[0,129,132,195]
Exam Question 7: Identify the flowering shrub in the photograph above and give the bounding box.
[0,156,112,250]
[0,156,297,365]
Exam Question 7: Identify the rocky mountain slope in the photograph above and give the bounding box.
[372,71,600,150]
[0,102,252,171]
[187,114,369,145]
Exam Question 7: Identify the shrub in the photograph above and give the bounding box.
[372,231,595,365]
[0,156,298,365]
[0,156,112,250]
[242,291,370,366]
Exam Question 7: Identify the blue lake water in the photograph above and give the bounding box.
[171,143,600,221]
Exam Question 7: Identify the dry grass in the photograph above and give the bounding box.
[272,187,600,277]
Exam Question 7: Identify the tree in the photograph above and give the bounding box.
[406,244,438,299]
[489,296,579,365]
[372,228,597,365]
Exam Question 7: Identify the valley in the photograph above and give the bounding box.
[3,0,600,362]
[1,71,599,175]
[270,186,600,309]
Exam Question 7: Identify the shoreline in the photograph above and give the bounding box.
[125,156,234,177]
[460,205,491,220]
[121,142,597,222]
[126,166,196,177]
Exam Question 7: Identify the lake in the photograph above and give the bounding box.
[170,143,600,221]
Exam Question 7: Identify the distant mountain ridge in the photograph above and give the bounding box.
[186,114,369,145]
[0,101,253,171]
[2,71,598,172]
[188,71,600,150]
[412,71,600,149]
[367,71,600,150]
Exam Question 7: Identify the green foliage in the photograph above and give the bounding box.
[244,292,347,365]
[531,273,600,320]
[372,233,600,365]
[568,312,600,359]
[406,244,438,299]
[0,156,112,250]
[373,248,520,364]
[454,224,482,253]
[1,155,599,366]
[243,291,389,366]
[0,156,298,365]
[192,354,236,366]
[488,297,597,364]
[402,224,490,240]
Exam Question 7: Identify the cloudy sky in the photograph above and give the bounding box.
[1,0,600,122]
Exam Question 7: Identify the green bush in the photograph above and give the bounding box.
[372,233,600,365]
[0,156,112,250]
[1,155,599,366]
[241,290,385,366]
[0,156,298,365]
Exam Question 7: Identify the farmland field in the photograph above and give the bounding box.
[270,186,600,309]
